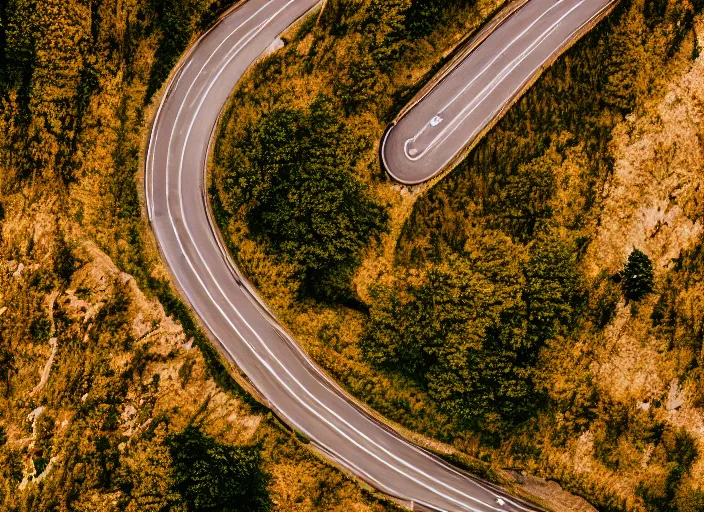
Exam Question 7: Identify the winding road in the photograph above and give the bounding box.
[145,1,613,510]
[382,0,617,184]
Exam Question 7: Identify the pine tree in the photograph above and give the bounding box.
[623,249,655,301]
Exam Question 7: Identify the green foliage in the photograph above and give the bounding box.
[524,232,584,343]
[216,95,388,303]
[0,0,36,95]
[675,487,704,512]
[167,426,271,512]
[319,0,409,115]
[589,273,621,328]
[622,248,654,301]
[364,230,581,433]
[403,0,473,38]
[93,279,133,351]
[32,412,55,473]
[52,232,75,286]
[144,0,199,103]
[500,152,558,241]
[3,449,23,483]
[29,315,51,341]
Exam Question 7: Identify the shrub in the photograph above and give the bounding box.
[675,487,704,512]
[363,231,581,434]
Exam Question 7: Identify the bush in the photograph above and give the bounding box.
[675,487,704,512]
[636,427,698,511]
[167,427,271,512]
[623,249,655,301]
[144,0,198,103]
[53,232,75,286]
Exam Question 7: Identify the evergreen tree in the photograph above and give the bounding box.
[623,248,654,301]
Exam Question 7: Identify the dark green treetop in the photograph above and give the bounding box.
[623,248,654,301]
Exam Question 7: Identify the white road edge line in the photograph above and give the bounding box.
[157,2,506,511]
[145,2,548,511]
[403,0,565,158]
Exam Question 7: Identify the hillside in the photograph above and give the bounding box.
[211,0,704,510]
[0,1,397,510]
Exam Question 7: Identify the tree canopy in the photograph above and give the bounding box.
[623,248,655,301]
[363,230,583,434]
[215,95,388,303]
[167,427,271,512]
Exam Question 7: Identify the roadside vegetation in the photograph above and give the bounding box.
[0,0,396,510]
[213,0,704,509]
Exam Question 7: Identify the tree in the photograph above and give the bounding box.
[500,149,559,241]
[216,95,388,303]
[145,0,203,102]
[675,488,704,512]
[53,231,75,286]
[364,232,531,433]
[623,248,654,301]
[167,427,271,512]
[523,232,583,345]
[364,230,585,433]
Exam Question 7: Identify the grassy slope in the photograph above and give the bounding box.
[212,0,704,510]
[0,0,396,510]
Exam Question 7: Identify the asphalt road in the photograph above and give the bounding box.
[143,0,610,510]
[382,0,617,184]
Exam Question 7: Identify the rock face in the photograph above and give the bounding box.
[506,471,598,512]
[586,53,704,277]
[666,379,685,412]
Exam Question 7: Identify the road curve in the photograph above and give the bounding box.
[381,0,617,185]
[144,1,556,511]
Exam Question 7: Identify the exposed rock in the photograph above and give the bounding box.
[27,406,45,424]
[29,337,58,396]
[262,37,285,58]
[506,471,598,512]
[121,404,137,422]
[586,53,704,276]
[637,400,651,411]
[666,378,685,411]
[12,262,24,278]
